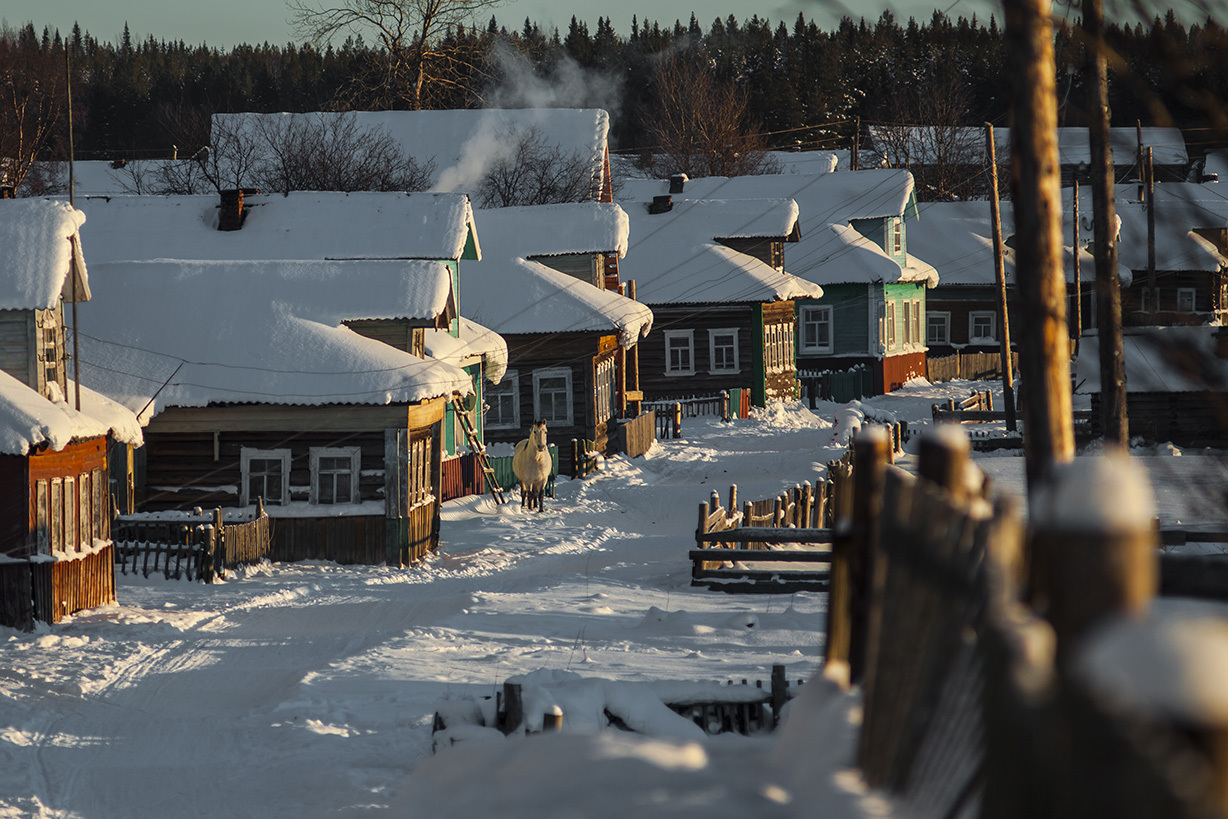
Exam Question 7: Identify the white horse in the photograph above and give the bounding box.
[512,420,551,512]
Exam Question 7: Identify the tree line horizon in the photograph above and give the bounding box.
[1,6,1225,174]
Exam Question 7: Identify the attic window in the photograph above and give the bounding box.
[892,219,903,255]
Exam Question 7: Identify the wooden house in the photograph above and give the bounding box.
[76,191,502,461]
[908,199,1131,357]
[1077,326,1228,448]
[460,203,653,473]
[1116,185,1228,327]
[215,109,615,204]
[617,193,822,406]
[77,258,474,567]
[0,199,144,627]
[630,170,937,394]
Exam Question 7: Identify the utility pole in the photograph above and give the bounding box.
[1004,0,1074,495]
[1073,177,1082,345]
[66,49,80,412]
[986,124,1017,432]
[1147,146,1157,321]
[1084,0,1128,447]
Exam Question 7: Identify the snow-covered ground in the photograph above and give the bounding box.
[0,379,1223,818]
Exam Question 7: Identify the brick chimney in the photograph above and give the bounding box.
[649,195,673,215]
[669,174,687,194]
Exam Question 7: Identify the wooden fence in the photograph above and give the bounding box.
[488,444,559,497]
[441,452,485,502]
[113,507,271,582]
[619,410,657,459]
[825,427,1228,819]
[798,364,875,405]
[0,545,120,629]
[928,350,1021,383]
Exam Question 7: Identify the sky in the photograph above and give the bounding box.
[0,0,1211,49]
[3,0,1001,49]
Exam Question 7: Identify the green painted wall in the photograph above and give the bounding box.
[796,284,872,358]
[881,283,927,357]
[444,363,484,456]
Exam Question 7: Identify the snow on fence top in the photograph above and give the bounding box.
[621,198,823,305]
[0,370,142,456]
[1075,326,1228,394]
[1031,452,1156,534]
[424,318,509,384]
[215,109,611,200]
[77,192,479,265]
[78,259,472,420]
[0,199,91,310]
[462,256,652,345]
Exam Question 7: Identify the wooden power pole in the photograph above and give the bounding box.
[1072,178,1082,345]
[985,124,1017,432]
[1004,0,1075,494]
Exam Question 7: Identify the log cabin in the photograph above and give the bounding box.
[626,170,936,395]
[459,203,653,473]
[618,192,822,406]
[0,199,144,627]
[75,258,474,567]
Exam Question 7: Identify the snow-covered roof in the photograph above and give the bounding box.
[867,126,1188,167]
[78,259,473,421]
[0,370,142,456]
[0,199,90,309]
[1116,202,1228,272]
[823,223,939,286]
[474,203,628,259]
[768,150,849,175]
[424,318,509,384]
[76,192,479,264]
[1076,327,1228,393]
[214,109,610,200]
[620,198,822,305]
[912,200,1133,287]
[463,256,652,346]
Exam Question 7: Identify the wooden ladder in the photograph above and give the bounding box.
[451,396,505,505]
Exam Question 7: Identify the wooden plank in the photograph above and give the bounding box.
[689,549,832,563]
[697,527,835,545]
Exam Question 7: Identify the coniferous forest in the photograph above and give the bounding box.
[1,8,1227,165]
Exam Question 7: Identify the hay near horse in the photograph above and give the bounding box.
[513,420,551,512]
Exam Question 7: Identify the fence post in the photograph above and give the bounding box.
[213,508,225,580]
[1029,453,1157,668]
[918,426,973,503]
[771,665,787,727]
[728,485,738,522]
[674,403,683,439]
[721,390,730,423]
[502,682,524,735]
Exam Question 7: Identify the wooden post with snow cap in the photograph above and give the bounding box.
[837,427,890,687]
[542,705,563,732]
[1076,612,1228,814]
[1029,452,1158,668]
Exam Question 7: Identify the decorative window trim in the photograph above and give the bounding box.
[1177,287,1197,313]
[912,299,922,347]
[310,446,361,505]
[969,311,997,343]
[886,302,897,351]
[241,447,291,506]
[927,311,951,345]
[594,356,618,424]
[892,218,903,255]
[484,370,520,430]
[664,330,695,376]
[799,305,834,354]
[708,328,741,374]
[533,367,574,426]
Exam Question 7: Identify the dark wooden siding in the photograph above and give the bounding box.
[0,454,27,558]
[343,319,431,353]
[1091,391,1228,448]
[530,253,602,289]
[1122,270,1223,327]
[0,310,31,387]
[717,239,783,270]
[638,304,755,401]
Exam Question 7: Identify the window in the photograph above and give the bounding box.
[594,357,618,423]
[407,430,433,510]
[35,480,48,556]
[241,448,291,506]
[800,305,833,354]
[709,328,740,374]
[485,371,520,430]
[886,302,897,350]
[1177,287,1196,313]
[928,312,951,345]
[969,311,997,342]
[903,301,913,346]
[664,330,695,375]
[892,219,903,255]
[912,300,922,346]
[310,447,360,505]
[533,368,574,425]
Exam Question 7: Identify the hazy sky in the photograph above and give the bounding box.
[3,0,1004,49]
[0,0,1209,49]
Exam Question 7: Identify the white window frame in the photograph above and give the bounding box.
[912,299,922,346]
[533,367,574,426]
[484,370,520,430]
[892,218,903,255]
[886,302,897,351]
[927,311,951,345]
[903,301,913,346]
[309,446,361,505]
[1177,287,1196,313]
[800,305,834,354]
[969,311,997,342]
[241,447,292,506]
[708,328,740,374]
[664,330,695,376]
[594,356,618,424]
